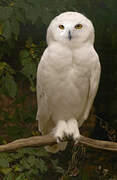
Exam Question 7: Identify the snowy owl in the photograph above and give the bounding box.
[36,12,101,153]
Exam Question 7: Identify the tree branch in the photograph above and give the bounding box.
[0,135,117,152]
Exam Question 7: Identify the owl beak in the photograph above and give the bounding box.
[68,30,72,40]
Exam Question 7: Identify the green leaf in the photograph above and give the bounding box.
[35,147,49,157]
[5,63,15,75]
[16,148,35,156]
[38,159,47,174]
[13,164,23,172]
[16,173,26,180]
[20,50,30,59]
[16,147,49,158]
[10,153,23,160]
[4,74,17,98]
[21,57,31,67]
[1,168,12,175]
[20,159,30,170]
[0,153,13,163]
[6,172,15,180]
[0,158,9,168]
[26,155,36,166]
[17,147,37,155]
[21,60,37,79]
[0,153,9,159]
[28,168,39,176]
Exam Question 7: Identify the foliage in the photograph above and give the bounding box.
[0,62,17,97]
[0,147,65,180]
[20,38,46,92]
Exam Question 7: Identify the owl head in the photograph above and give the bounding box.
[47,12,95,47]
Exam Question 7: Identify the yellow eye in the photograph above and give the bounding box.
[75,24,83,29]
[59,25,64,30]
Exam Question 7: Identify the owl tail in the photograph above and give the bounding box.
[45,142,67,153]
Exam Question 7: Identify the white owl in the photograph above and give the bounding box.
[36,12,101,153]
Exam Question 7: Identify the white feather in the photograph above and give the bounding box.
[36,12,101,153]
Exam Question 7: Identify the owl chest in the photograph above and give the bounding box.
[44,52,90,90]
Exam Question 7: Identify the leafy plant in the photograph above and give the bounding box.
[20,38,46,92]
[0,147,65,180]
[0,62,17,98]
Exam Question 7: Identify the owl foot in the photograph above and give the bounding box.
[54,119,80,144]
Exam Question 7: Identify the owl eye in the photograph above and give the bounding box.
[59,24,64,30]
[75,24,83,29]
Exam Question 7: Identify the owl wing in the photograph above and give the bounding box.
[36,49,51,135]
[83,55,101,121]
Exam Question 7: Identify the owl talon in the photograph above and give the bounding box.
[67,134,73,140]
[56,135,67,143]
[54,119,80,144]
[74,137,80,145]
[56,137,61,143]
